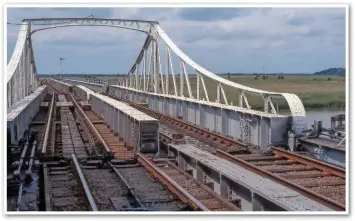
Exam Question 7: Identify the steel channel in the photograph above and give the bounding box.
[14,140,29,175]
[26,140,37,174]
[42,92,55,154]
[71,154,98,211]
[107,162,145,208]
[43,164,52,211]
[16,183,23,211]
[68,93,112,155]
[137,153,209,211]
[271,147,345,178]
[215,149,345,211]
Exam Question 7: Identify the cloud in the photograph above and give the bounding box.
[6,7,346,74]
[178,8,253,21]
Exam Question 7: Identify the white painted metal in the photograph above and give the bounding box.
[7,85,47,144]
[168,143,332,211]
[7,17,306,146]
[7,22,39,107]
[90,92,159,154]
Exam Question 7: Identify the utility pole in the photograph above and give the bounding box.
[59,57,65,78]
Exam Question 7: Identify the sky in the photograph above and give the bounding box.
[6,7,346,75]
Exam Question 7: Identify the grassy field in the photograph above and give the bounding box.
[185,75,345,110]
[67,74,346,111]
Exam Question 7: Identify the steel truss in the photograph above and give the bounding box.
[7,17,306,134]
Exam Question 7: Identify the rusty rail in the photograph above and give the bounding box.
[271,147,345,179]
[68,92,112,156]
[137,153,209,211]
[41,92,55,154]
[215,149,345,211]
[72,154,98,211]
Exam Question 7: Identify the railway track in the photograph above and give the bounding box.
[108,95,346,211]
[7,92,54,211]
[216,148,346,210]
[39,81,346,212]
[7,132,39,211]
[43,83,197,211]
[140,156,241,211]
[81,160,189,211]
[69,89,240,211]
[159,121,346,211]
[43,161,89,211]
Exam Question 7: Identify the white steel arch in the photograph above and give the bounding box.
[7,22,39,107]
[125,23,306,134]
[7,16,306,134]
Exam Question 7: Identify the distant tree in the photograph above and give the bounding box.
[313,78,316,81]
[328,77,332,81]
[254,76,258,80]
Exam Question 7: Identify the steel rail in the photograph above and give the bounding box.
[271,147,345,178]
[137,153,210,211]
[71,154,98,211]
[14,140,30,176]
[215,149,345,211]
[42,92,55,154]
[107,162,145,208]
[46,81,111,156]
[42,164,52,211]
[47,82,63,94]
[25,140,37,177]
[68,92,112,156]
[16,183,24,211]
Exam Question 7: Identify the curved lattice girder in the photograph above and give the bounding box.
[7,22,38,108]
[7,17,306,134]
[126,23,306,134]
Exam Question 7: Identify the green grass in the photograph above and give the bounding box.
[161,75,346,110]
[45,74,346,110]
